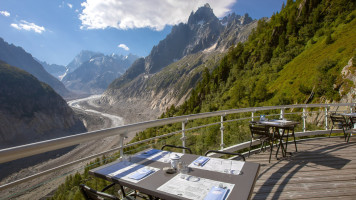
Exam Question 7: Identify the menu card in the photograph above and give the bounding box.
[157,173,234,200]
[189,157,244,174]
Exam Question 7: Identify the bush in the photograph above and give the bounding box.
[325,32,333,44]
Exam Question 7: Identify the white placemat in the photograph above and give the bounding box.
[107,161,159,183]
[188,157,244,175]
[260,121,280,125]
[157,173,234,200]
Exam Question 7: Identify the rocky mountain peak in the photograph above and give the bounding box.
[220,13,253,26]
[66,50,103,73]
[187,3,217,26]
[240,13,253,25]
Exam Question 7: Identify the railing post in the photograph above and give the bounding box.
[220,114,226,150]
[350,105,354,113]
[325,107,329,130]
[251,111,255,121]
[119,135,125,158]
[181,119,188,154]
[280,108,285,119]
[303,108,307,132]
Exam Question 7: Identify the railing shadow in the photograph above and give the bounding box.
[253,139,354,199]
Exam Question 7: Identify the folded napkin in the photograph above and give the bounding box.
[193,156,210,166]
[129,167,155,180]
[140,149,160,157]
[204,186,229,200]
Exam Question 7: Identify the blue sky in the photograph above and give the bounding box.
[0,0,286,66]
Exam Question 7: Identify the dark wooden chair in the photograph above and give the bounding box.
[249,124,276,163]
[346,115,356,142]
[80,183,129,200]
[161,144,192,154]
[80,183,148,200]
[329,114,349,140]
[204,150,245,161]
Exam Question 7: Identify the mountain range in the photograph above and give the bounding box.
[101,4,257,122]
[62,52,138,94]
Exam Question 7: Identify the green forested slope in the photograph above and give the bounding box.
[270,10,356,103]
[170,0,356,116]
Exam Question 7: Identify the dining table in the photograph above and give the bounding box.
[89,149,260,200]
[255,119,300,157]
[340,112,356,126]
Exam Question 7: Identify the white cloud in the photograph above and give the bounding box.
[79,0,236,31]
[67,3,73,9]
[11,20,46,34]
[0,11,10,17]
[118,44,129,51]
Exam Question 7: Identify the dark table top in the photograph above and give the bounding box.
[257,120,300,128]
[340,112,356,116]
[89,149,260,200]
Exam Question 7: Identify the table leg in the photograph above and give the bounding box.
[276,128,286,158]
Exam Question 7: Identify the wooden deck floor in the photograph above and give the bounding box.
[249,136,356,200]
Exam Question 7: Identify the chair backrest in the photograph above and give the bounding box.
[80,184,120,200]
[161,144,192,154]
[249,124,270,139]
[349,116,356,128]
[204,150,245,161]
[330,114,347,124]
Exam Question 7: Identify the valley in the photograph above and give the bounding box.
[0,95,128,199]
[68,95,124,129]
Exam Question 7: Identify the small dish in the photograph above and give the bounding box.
[164,167,176,174]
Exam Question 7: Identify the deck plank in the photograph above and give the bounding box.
[250,137,356,200]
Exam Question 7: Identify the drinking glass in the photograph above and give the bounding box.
[222,160,232,174]
[180,161,189,174]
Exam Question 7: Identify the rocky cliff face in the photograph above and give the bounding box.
[0,38,71,98]
[101,4,257,122]
[0,61,86,148]
[339,57,356,103]
[62,53,139,94]
[215,13,255,51]
[144,4,223,74]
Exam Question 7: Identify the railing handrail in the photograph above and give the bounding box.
[0,103,354,193]
[0,103,354,164]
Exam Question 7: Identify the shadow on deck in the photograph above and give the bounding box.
[248,136,356,200]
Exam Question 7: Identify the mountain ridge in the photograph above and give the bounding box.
[0,38,71,98]
[0,60,86,148]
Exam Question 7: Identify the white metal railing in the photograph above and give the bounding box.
[0,103,354,192]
